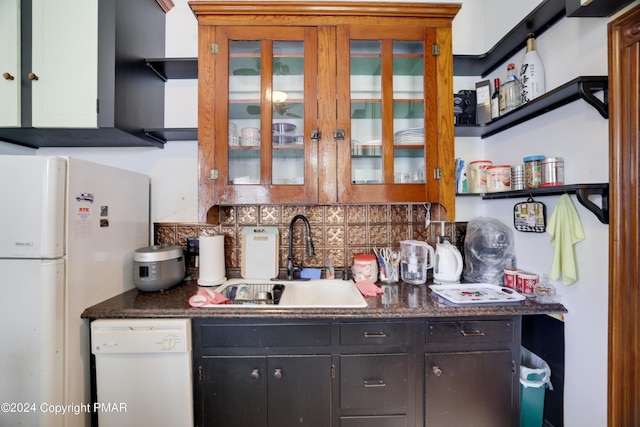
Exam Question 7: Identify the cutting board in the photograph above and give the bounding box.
[241,227,279,279]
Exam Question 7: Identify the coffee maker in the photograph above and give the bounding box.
[462,217,516,285]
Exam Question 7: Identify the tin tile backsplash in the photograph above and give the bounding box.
[155,204,467,276]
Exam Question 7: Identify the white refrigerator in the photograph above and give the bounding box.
[0,156,150,427]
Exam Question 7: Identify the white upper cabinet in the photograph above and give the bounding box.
[0,0,167,148]
[0,0,20,127]
[31,0,99,128]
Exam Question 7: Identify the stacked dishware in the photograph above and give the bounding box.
[241,127,260,146]
[229,122,239,146]
[272,122,296,146]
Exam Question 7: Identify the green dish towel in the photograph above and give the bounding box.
[547,193,585,285]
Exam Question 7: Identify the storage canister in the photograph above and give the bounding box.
[541,157,564,187]
[352,254,378,282]
[486,165,512,192]
[467,160,493,193]
[523,155,544,189]
[517,271,539,296]
[511,164,525,191]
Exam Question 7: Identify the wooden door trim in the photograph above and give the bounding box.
[608,4,640,426]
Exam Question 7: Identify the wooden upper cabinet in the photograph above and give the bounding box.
[191,1,460,222]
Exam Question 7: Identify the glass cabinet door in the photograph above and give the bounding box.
[337,26,432,203]
[214,27,318,204]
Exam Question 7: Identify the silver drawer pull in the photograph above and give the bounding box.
[363,379,386,388]
[432,366,442,376]
[460,330,486,337]
[250,369,260,380]
[363,332,387,339]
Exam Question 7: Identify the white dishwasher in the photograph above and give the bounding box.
[91,319,193,427]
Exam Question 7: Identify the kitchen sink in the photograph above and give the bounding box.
[214,278,368,308]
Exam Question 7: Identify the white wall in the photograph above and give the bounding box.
[3,1,636,425]
[453,2,619,426]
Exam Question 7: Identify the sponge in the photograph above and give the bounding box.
[300,268,322,279]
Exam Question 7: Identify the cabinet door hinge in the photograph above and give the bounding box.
[331,364,336,379]
[432,44,440,56]
[198,365,203,381]
[210,169,219,180]
[434,168,443,180]
[211,43,219,54]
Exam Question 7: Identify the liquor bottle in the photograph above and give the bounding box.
[491,78,501,120]
[500,63,521,114]
[520,33,546,103]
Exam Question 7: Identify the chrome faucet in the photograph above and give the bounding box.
[287,214,315,280]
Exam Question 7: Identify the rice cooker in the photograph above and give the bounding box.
[133,244,185,292]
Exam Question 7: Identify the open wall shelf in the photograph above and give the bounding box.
[458,183,609,224]
[455,76,608,138]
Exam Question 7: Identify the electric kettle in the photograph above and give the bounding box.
[433,240,463,284]
[400,240,434,285]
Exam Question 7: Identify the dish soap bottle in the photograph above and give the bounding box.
[520,33,546,103]
[325,254,335,279]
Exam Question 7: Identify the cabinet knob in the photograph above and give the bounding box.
[273,368,283,380]
[250,369,260,380]
[28,72,39,81]
[432,366,442,376]
[3,72,14,81]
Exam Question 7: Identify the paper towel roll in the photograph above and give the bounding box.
[198,235,226,286]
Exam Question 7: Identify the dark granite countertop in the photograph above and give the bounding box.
[82,278,567,320]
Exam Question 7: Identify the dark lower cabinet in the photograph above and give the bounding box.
[193,317,521,427]
[201,356,267,427]
[194,321,333,427]
[200,355,331,427]
[423,318,521,427]
[425,350,514,427]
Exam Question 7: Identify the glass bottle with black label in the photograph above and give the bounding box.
[491,78,501,120]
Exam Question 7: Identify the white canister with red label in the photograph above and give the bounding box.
[352,254,378,282]
[504,268,521,289]
[486,165,512,192]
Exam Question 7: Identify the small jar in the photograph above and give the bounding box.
[523,155,544,189]
[541,157,564,187]
[352,254,378,282]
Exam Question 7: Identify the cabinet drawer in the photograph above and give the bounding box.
[426,320,514,345]
[340,322,407,346]
[340,415,407,427]
[339,354,407,410]
[200,323,331,348]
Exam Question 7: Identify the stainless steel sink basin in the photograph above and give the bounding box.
[213,278,368,308]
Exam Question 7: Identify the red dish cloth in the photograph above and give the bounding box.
[355,279,384,297]
[189,287,233,307]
